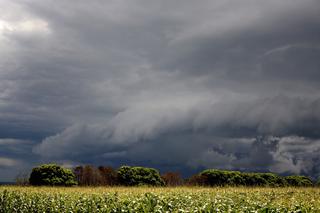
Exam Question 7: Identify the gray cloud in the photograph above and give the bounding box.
[1,0,320,180]
[33,96,320,178]
[0,157,19,167]
[0,138,36,181]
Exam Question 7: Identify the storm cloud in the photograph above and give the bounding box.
[1,0,320,180]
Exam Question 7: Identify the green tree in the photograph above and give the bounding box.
[241,173,268,186]
[197,169,289,187]
[284,175,313,187]
[200,169,244,186]
[29,164,77,186]
[117,166,164,186]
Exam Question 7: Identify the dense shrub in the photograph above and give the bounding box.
[242,173,268,186]
[117,166,164,186]
[29,164,77,186]
[285,175,313,187]
[228,173,245,186]
[200,169,244,186]
[196,169,312,187]
[257,173,287,187]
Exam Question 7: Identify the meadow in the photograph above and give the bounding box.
[1,186,320,212]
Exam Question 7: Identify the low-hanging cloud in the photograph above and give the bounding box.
[33,96,320,177]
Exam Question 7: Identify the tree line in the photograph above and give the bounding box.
[20,163,320,187]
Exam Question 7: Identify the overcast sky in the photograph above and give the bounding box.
[1,0,320,181]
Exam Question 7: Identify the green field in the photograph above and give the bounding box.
[1,186,320,212]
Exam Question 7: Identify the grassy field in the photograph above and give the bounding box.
[1,186,320,212]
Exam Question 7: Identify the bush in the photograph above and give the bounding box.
[197,169,311,187]
[200,169,244,186]
[257,173,287,187]
[242,173,268,186]
[284,175,313,187]
[228,173,245,186]
[29,164,77,186]
[117,166,164,186]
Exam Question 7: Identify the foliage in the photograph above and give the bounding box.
[30,163,315,187]
[197,169,312,187]
[257,173,288,187]
[200,169,243,186]
[241,173,268,186]
[285,175,313,187]
[29,164,77,186]
[117,166,165,186]
[1,186,320,212]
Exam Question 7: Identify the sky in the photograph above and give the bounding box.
[0,0,320,181]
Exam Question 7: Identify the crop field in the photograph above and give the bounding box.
[1,186,320,212]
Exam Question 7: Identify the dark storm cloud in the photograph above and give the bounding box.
[0,138,36,180]
[33,95,320,178]
[1,0,320,180]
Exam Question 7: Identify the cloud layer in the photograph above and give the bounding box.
[1,0,320,180]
